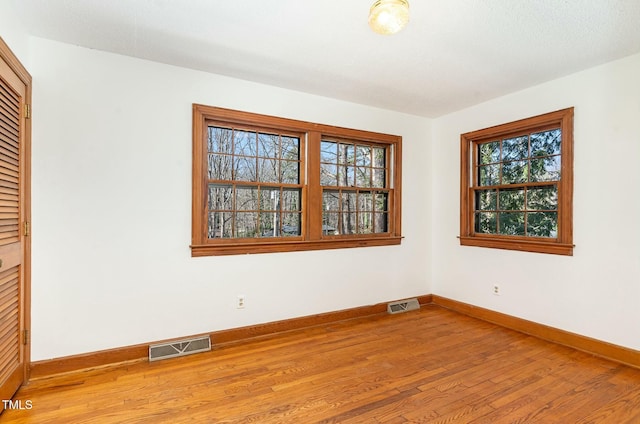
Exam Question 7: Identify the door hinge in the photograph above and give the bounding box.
[23,329,29,345]
[24,104,31,119]
[24,222,30,237]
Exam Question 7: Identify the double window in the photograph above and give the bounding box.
[192,105,402,256]
[460,108,574,255]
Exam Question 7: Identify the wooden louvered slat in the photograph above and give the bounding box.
[0,158,19,172]
[0,234,18,245]
[0,185,18,196]
[0,267,19,384]
[0,145,18,163]
[0,159,18,173]
[0,128,18,146]
[0,199,18,207]
[0,192,18,201]
[0,179,18,190]
[0,109,19,133]
[0,135,18,156]
[0,97,19,123]
[0,172,18,185]
[0,128,19,149]
[0,120,18,142]
[0,309,17,337]
[0,81,19,106]
[0,98,18,119]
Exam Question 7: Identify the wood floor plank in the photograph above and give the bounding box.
[2,305,640,423]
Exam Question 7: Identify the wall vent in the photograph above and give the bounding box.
[387,298,420,314]
[149,336,211,362]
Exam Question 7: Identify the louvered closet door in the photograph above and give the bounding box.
[0,46,28,407]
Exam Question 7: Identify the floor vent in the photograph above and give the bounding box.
[149,336,211,362]
[387,298,420,314]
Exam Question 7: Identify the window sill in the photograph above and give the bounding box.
[459,236,573,256]
[191,236,403,257]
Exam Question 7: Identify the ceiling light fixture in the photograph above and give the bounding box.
[368,0,410,35]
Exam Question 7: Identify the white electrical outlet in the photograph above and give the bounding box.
[237,295,245,309]
[493,284,501,296]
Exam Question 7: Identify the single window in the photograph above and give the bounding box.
[192,105,402,256]
[460,108,574,255]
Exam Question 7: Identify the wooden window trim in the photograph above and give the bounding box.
[459,108,574,255]
[192,104,402,256]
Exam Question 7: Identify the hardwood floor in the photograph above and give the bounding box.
[2,305,640,423]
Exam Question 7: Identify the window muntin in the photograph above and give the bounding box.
[192,105,402,256]
[460,108,573,255]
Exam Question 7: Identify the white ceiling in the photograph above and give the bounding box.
[11,0,640,117]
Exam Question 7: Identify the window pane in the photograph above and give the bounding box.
[359,192,373,211]
[527,212,558,237]
[208,127,233,154]
[527,186,558,210]
[374,193,388,212]
[234,156,256,181]
[342,192,357,213]
[208,212,233,238]
[259,212,280,238]
[259,187,280,211]
[478,164,499,186]
[475,189,497,211]
[502,136,528,161]
[478,141,500,165]
[359,212,373,234]
[320,163,337,186]
[356,167,371,187]
[499,188,525,211]
[531,129,561,157]
[372,168,385,188]
[323,190,340,212]
[235,212,258,238]
[337,166,355,187]
[234,130,255,156]
[282,212,301,236]
[323,212,339,235]
[258,158,278,183]
[475,212,497,234]
[208,184,233,211]
[281,136,299,160]
[373,147,386,168]
[530,156,561,182]
[341,212,357,234]
[208,153,232,180]
[499,212,525,235]
[236,186,258,211]
[321,141,337,164]
[501,160,528,184]
[337,144,354,165]
[356,145,372,166]
[374,212,388,233]
[282,188,301,212]
[280,160,299,184]
[258,133,278,158]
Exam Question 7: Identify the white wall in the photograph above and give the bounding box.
[28,38,431,360]
[431,53,640,350]
[0,1,30,65]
